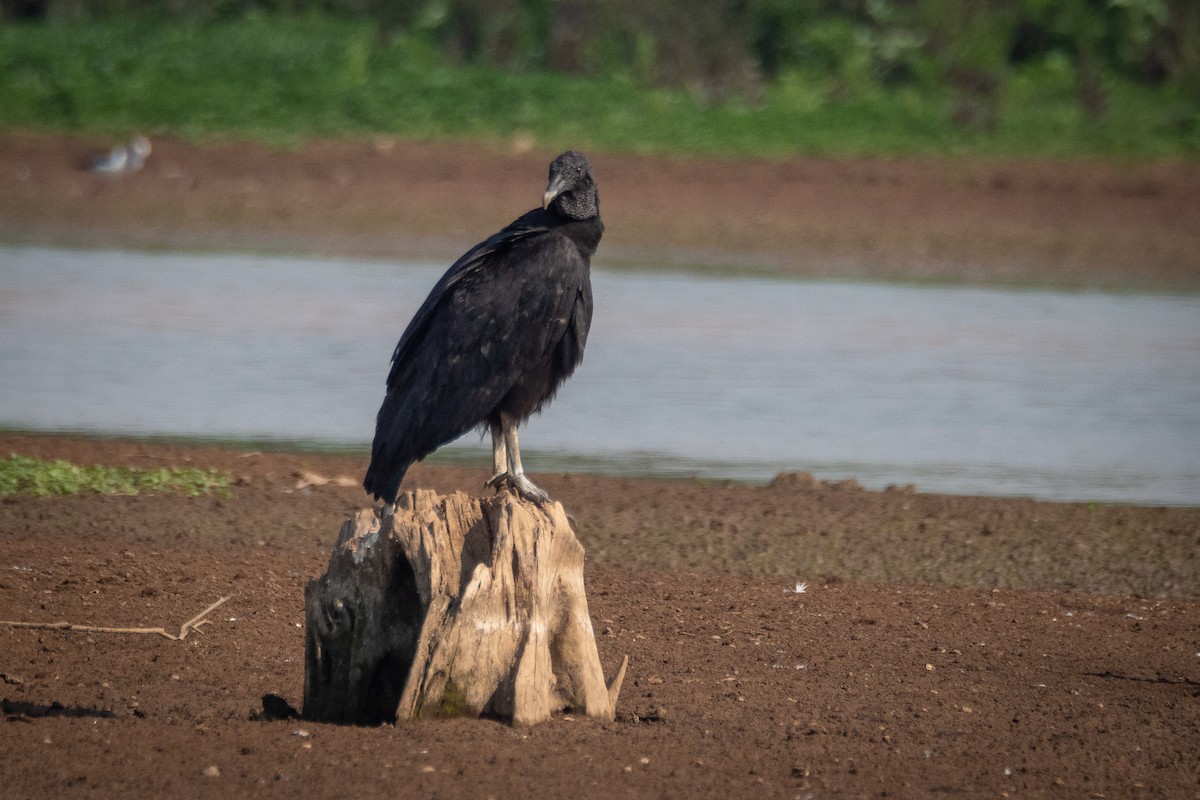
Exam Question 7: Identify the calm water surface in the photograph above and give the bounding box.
[2,245,1198,505]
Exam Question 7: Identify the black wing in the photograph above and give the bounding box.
[385,210,553,385]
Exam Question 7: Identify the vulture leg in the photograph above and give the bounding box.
[486,422,507,489]
[486,415,549,504]
[503,421,550,504]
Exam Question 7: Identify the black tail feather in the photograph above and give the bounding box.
[362,460,407,505]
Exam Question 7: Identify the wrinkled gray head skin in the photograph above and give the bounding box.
[542,150,599,221]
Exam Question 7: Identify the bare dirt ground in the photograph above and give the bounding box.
[1,135,1198,797]
[1,434,1197,799]
[1,132,1199,289]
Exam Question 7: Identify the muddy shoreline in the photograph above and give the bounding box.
[2,133,1198,797]
[3,132,1199,290]
[1,434,1197,798]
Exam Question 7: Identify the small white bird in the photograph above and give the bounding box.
[90,135,152,174]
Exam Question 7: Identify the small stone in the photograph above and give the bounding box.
[203,766,220,778]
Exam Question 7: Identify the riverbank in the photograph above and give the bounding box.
[1,434,1197,798]
[2,131,1199,796]
[2,132,1198,290]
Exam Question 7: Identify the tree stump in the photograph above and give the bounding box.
[303,489,627,727]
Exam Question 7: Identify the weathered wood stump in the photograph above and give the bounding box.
[303,489,627,727]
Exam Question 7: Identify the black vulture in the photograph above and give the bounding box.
[363,150,603,506]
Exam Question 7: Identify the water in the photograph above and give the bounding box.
[2,245,1198,506]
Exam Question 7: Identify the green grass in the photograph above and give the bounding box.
[0,14,1197,159]
[0,454,230,497]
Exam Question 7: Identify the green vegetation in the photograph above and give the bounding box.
[0,454,230,497]
[0,2,1197,159]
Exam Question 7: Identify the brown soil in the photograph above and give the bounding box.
[1,434,1197,799]
[2,132,1199,289]
[2,135,1199,796]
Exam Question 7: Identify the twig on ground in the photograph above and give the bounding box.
[293,470,358,490]
[0,596,231,641]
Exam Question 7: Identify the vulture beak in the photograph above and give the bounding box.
[543,174,570,210]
